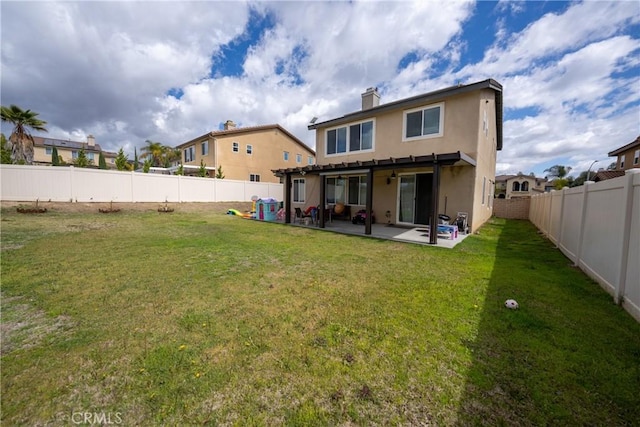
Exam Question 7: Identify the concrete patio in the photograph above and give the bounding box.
[280,218,470,248]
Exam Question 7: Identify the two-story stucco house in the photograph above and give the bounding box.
[175,120,315,183]
[32,135,118,168]
[274,79,503,244]
[608,136,640,172]
[495,174,547,199]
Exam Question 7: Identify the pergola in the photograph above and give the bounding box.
[273,151,476,244]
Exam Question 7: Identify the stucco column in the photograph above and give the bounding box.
[319,175,326,228]
[365,169,373,235]
[429,158,441,245]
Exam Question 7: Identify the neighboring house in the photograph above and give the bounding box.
[32,135,118,168]
[274,79,503,244]
[494,174,547,198]
[607,136,640,172]
[175,120,315,182]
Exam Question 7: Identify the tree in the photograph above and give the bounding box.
[198,159,207,177]
[544,164,572,179]
[163,147,181,168]
[98,152,107,169]
[115,148,129,171]
[1,104,48,164]
[176,164,184,175]
[215,164,225,179]
[134,147,139,170]
[73,147,91,168]
[51,146,59,165]
[1,133,11,164]
[607,162,617,171]
[142,158,152,173]
[141,140,165,167]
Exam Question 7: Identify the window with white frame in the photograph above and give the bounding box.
[326,120,374,155]
[348,176,367,205]
[293,178,305,203]
[620,154,626,169]
[308,156,314,165]
[232,142,239,153]
[247,144,253,155]
[634,149,639,165]
[283,151,289,161]
[296,153,302,163]
[326,177,346,204]
[201,141,209,155]
[184,146,195,162]
[87,152,95,161]
[72,151,78,159]
[403,102,444,141]
[249,174,260,182]
[45,147,52,155]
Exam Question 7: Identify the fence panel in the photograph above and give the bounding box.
[0,165,283,203]
[530,170,640,322]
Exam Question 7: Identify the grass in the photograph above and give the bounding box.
[1,207,639,426]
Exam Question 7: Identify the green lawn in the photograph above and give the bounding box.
[1,207,639,426]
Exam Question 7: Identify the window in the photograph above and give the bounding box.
[45,147,52,155]
[184,146,195,162]
[72,151,78,159]
[283,151,289,161]
[249,174,260,182]
[296,154,302,163]
[620,154,626,169]
[247,144,253,155]
[326,177,346,204]
[512,182,520,191]
[201,142,209,156]
[634,149,639,165]
[403,103,444,140]
[348,176,367,205]
[232,142,239,153]
[349,121,373,152]
[521,181,529,191]
[308,156,314,165]
[293,178,305,203]
[326,120,374,155]
[87,153,95,161]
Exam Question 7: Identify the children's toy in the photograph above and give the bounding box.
[352,209,375,225]
[505,299,519,309]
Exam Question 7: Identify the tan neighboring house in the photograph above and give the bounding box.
[175,121,315,182]
[32,135,118,168]
[607,135,640,171]
[494,174,547,199]
[274,79,503,244]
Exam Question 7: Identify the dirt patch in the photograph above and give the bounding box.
[1,201,253,214]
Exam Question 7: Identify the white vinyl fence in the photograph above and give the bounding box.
[0,165,283,203]
[529,169,640,322]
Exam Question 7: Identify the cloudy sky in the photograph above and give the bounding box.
[2,1,639,177]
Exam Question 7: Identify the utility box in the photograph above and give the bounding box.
[256,198,278,221]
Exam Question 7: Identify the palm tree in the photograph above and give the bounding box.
[0,105,48,164]
[543,164,572,179]
[141,140,165,167]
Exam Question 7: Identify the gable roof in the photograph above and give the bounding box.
[593,170,625,181]
[308,79,503,150]
[177,124,315,155]
[608,135,640,156]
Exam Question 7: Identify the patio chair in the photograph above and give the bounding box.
[294,207,311,224]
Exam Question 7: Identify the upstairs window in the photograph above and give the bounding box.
[296,154,302,163]
[201,142,209,156]
[403,103,444,141]
[232,142,239,153]
[308,156,314,165]
[620,154,626,169]
[326,120,374,156]
[184,146,195,162]
[512,182,520,191]
[249,174,260,182]
[45,147,52,155]
[283,151,289,161]
[634,149,639,165]
[247,144,253,155]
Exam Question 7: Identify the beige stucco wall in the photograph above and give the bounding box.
[33,145,117,168]
[311,88,498,232]
[181,129,314,183]
[616,145,640,171]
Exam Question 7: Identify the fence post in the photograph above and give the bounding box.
[614,170,637,304]
[575,182,591,268]
[557,187,567,249]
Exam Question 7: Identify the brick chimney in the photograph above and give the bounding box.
[361,87,380,110]
[224,120,236,130]
[87,135,95,147]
